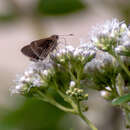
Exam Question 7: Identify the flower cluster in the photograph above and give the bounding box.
[84,50,118,91]
[10,44,95,102]
[10,18,130,129]
[66,81,88,100]
[91,19,130,56]
[10,61,52,96]
[10,18,130,100]
[89,18,130,90]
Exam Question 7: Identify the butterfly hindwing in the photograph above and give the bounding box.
[21,45,39,60]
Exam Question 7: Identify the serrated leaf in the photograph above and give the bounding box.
[112,94,130,105]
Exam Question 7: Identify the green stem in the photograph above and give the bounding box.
[122,104,130,111]
[79,113,98,130]
[37,90,75,113]
[116,73,130,128]
[77,101,98,130]
[123,109,130,128]
[38,72,45,82]
[53,80,78,111]
[116,55,130,78]
[68,70,78,84]
[50,99,76,114]
[56,89,78,111]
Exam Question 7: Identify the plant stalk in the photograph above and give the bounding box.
[116,55,130,78]
[37,90,75,113]
[77,101,98,130]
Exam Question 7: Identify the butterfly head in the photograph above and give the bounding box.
[51,35,59,40]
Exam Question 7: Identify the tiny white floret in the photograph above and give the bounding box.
[43,70,49,76]
[70,81,76,87]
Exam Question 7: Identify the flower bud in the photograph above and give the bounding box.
[70,81,76,87]
[100,90,111,100]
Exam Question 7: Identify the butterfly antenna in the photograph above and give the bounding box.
[59,34,74,46]
[59,34,74,37]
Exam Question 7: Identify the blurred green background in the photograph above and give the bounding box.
[0,0,130,130]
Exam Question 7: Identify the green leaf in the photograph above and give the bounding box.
[112,94,130,105]
[2,98,64,129]
[116,73,124,96]
[0,14,17,22]
[37,0,86,16]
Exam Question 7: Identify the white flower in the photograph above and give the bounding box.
[24,68,34,77]
[32,78,43,87]
[30,61,52,73]
[9,83,23,95]
[66,45,75,52]
[79,41,97,51]
[110,31,115,38]
[25,77,32,82]
[73,41,96,58]
[121,23,127,30]
[70,81,76,87]
[119,27,130,45]
[15,84,22,90]
[105,86,111,91]
[124,42,130,48]
[19,76,27,82]
[90,18,129,50]
[73,48,83,56]
[55,45,75,57]
[10,60,53,95]
[84,50,116,74]
[100,90,109,98]
[57,49,66,56]
[42,70,49,76]
[91,37,99,43]
[115,45,125,54]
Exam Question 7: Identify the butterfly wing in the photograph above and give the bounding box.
[21,35,58,61]
[21,45,39,61]
[39,39,58,59]
[31,38,58,60]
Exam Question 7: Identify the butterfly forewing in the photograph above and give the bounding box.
[39,39,58,59]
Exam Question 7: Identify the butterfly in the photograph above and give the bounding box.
[21,35,59,61]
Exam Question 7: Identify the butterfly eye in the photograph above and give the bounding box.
[51,35,59,40]
[55,35,59,39]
